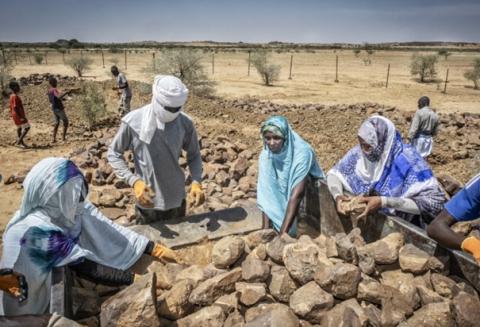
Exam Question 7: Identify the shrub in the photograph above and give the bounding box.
[66,56,92,77]
[464,58,480,90]
[251,50,281,86]
[410,54,438,82]
[437,49,451,60]
[34,53,44,64]
[145,49,216,98]
[79,83,107,129]
[353,49,361,57]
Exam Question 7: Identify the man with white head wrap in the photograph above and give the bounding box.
[108,75,204,224]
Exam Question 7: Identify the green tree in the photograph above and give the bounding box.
[79,82,107,129]
[66,56,93,77]
[251,50,281,86]
[464,58,480,90]
[410,54,438,82]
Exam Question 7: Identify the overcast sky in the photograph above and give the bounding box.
[1,0,479,43]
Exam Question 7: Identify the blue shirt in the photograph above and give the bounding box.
[445,173,480,221]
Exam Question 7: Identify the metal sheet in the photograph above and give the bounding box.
[129,201,263,249]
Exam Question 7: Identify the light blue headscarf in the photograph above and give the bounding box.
[257,116,324,235]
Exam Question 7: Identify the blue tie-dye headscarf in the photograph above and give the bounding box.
[257,116,324,235]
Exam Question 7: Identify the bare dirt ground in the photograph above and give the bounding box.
[10,49,480,113]
[1,48,479,244]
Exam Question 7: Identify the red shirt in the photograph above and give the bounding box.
[9,94,28,126]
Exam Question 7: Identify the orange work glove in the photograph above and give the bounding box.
[189,182,205,207]
[133,180,155,208]
[461,236,480,262]
[0,269,28,303]
[151,243,181,263]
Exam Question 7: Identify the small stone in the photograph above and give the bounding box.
[399,244,430,274]
[177,305,226,327]
[235,282,267,306]
[321,298,368,327]
[335,233,358,264]
[214,292,239,314]
[314,262,361,299]
[189,267,243,306]
[431,273,457,298]
[381,270,420,309]
[357,232,404,265]
[246,307,300,327]
[266,234,296,264]
[400,302,454,327]
[283,237,320,284]
[223,310,245,327]
[452,291,480,327]
[245,229,276,249]
[268,266,298,303]
[289,281,334,323]
[242,255,270,282]
[157,279,195,320]
[212,236,245,268]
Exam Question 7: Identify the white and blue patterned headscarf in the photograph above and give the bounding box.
[328,116,445,224]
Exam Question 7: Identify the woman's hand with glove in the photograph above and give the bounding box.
[133,180,155,208]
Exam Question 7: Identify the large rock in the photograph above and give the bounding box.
[431,273,456,298]
[289,281,334,324]
[357,232,404,265]
[245,303,291,322]
[245,229,276,249]
[268,265,298,303]
[147,262,186,289]
[398,302,455,327]
[283,237,320,284]
[399,244,431,274]
[314,262,361,299]
[175,265,208,286]
[379,286,415,326]
[212,236,245,268]
[224,310,245,327]
[235,282,267,306]
[313,234,338,258]
[246,307,300,327]
[100,273,160,327]
[214,292,239,314]
[177,305,226,327]
[380,270,420,309]
[242,255,270,282]
[189,267,243,305]
[157,279,195,320]
[232,156,249,180]
[335,233,358,264]
[452,291,480,327]
[321,298,368,327]
[416,285,445,306]
[266,234,296,264]
[357,276,386,305]
[48,313,83,327]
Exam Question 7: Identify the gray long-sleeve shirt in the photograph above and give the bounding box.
[408,107,439,140]
[107,109,202,210]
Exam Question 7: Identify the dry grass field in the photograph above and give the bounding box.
[9,48,480,113]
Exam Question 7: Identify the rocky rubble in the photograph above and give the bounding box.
[67,228,479,327]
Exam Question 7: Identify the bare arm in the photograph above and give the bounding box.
[426,209,465,250]
[279,178,307,235]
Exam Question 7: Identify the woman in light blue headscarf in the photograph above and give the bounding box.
[257,116,324,236]
[0,157,179,316]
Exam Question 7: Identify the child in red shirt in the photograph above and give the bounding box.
[9,81,30,148]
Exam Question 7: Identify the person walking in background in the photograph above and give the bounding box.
[111,65,132,117]
[408,96,439,158]
[9,81,30,148]
[47,77,70,143]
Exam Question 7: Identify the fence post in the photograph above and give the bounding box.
[152,52,156,70]
[45,51,48,65]
[247,51,251,76]
[334,55,339,83]
[212,53,215,75]
[28,52,31,65]
[385,63,390,88]
[442,68,449,93]
[124,50,127,70]
[101,50,105,68]
[62,52,65,63]
[289,54,293,80]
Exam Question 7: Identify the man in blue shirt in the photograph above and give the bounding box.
[427,173,480,261]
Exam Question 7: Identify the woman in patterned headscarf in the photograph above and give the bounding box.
[0,157,179,315]
[257,116,324,236]
[327,115,446,228]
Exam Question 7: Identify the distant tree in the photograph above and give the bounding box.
[410,54,438,82]
[0,50,14,95]
[146,49,215,97]
[437,49,451,61]
[464,58,480,90]
[34,53,44,64]
[251,50,281,86]
[79,82,106,129]
[353,49,361,57]
[66,56,92,77]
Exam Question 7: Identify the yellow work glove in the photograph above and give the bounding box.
[0,269,28,303]
[133,179,155,208]
[189,182,205,207]
[151,243,181,263]
[461,236,480,262]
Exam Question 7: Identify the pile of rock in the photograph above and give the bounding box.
[17,73,77,86]
[94,229,480,327]
[68,134,259,225]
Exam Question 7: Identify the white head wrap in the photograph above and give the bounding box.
[139,75,189,144]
